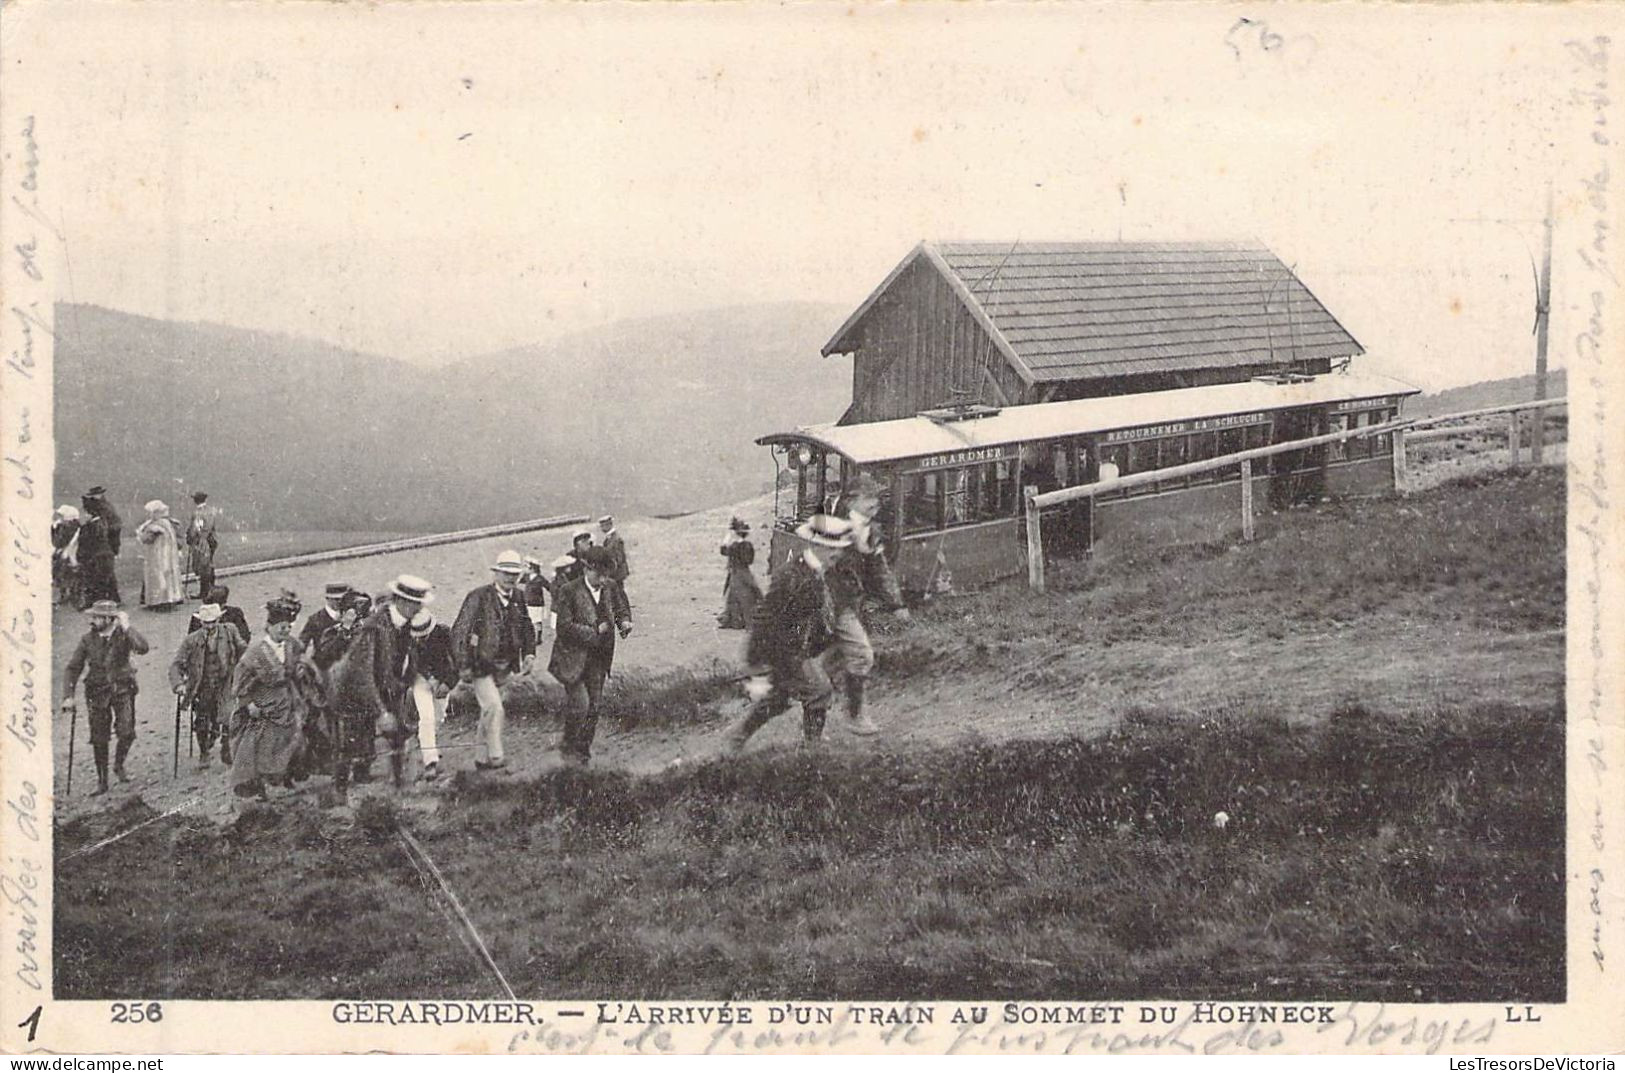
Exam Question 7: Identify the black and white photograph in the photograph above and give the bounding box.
[1,0,1621,1058]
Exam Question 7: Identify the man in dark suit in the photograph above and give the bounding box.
[329,574,431,801]
[548,546,632,766]
[299,582,352,650]
[598,515,630,588]
[451,551,536,772]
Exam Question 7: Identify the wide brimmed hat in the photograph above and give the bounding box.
[550,554,577,571]
[196,603,223,623]
[86,599,120,618]
[598,515,614,526]
[324,582,352,599]
[85,486,107,498]
[144,499,169,516]
[389,574,434,604]
[492,550,525,575]
[571,527,593,541]
[795,514,854,549]
[55,504,79,521]
[409,610,435,637]
[265,598,300,624]
[191,491,209,503]
[729,516,750,533]
[579,546,616,572]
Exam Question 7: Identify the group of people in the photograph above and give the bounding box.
[52,487,220,611]
[59,514,636,803]
[59,483,917,805]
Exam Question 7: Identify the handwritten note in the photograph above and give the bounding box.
[1,111,53,1004]
[1567,33,1613,985]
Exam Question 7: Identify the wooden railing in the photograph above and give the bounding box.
[1023,397,1568,593]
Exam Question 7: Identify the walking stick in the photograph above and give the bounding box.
[66,700,78,795]
[173,694,183,777]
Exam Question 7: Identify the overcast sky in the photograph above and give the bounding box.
[10,3,1600,389]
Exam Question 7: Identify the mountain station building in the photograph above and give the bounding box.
[758,241,1419,591]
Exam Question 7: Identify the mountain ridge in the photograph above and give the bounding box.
[53,300,851,531]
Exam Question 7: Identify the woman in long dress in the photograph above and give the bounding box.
[228,597,307,801]
[717,517,762,630]
[135,500,186,609]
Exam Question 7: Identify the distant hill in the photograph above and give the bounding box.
[1409,368,1567,419]
[53,302,849,532]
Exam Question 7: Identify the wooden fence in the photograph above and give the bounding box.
[1023,397,1568,593]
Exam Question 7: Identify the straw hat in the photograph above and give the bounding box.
[795,514,854,549]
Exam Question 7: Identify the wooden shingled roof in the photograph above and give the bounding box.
[823,240,1364,384]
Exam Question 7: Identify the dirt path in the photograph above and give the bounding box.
[52,455,1566,831]
[50,495,781,825]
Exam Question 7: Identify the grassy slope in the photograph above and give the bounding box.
[55,469,1565,1002]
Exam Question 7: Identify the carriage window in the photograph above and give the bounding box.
[1158,435,1190,492]
[944,468,971,526]
[1328,413,1350,461]
[1188,432,1218,484]
[1367,408,1392,456]
[1124,440,1157,495]
[1245,424,1272,451]
[987,460,1018,516]
[902,472,941,534]
[1096,444,1127,499]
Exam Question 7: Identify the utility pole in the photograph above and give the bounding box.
[1532,182,1553,463]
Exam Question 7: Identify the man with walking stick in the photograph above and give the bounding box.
[61,600,150,797]
[169,601,247,771]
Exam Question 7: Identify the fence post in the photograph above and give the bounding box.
[1393,429,1409,493]
[1024,485,1045,594]
[1240,459,1255,541]
[1507,411,1522,465]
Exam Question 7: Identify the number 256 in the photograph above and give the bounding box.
[110,1002,163,1024]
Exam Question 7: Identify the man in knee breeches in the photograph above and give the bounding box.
[727,514,852,752]
[824,477,911,737]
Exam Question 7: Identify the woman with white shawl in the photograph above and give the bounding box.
[135,499,186,609]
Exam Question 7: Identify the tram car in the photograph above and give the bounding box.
[757,370,1420,593]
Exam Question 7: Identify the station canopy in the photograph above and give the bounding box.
[758,371,1420,465]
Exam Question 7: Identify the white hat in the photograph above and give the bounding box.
[388,574,435,604]
[196,603,223,623]
[55,505,79,522]
[492,550,526,574]
[571,527,593,541]
[409,609,435,636]
[550,554,577,571]
[795,514,855,549]
[144,499,169,516]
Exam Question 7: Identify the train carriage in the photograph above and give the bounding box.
[758,370,1420,593]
